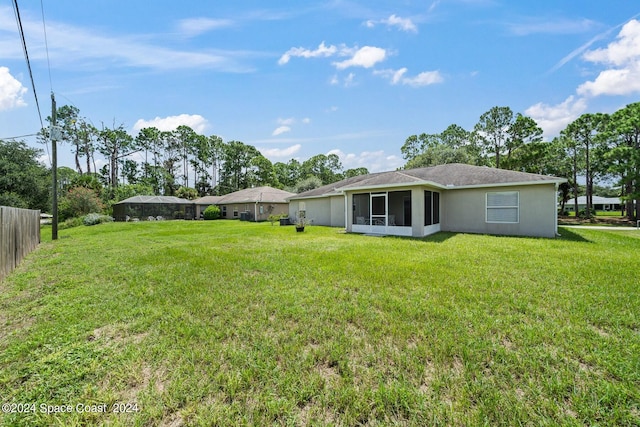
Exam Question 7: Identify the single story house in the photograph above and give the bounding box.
[113,195,195,221]
[288,163,566,238]
[564,196,622,212]
[193,195,225,219]
[205,186,295,221]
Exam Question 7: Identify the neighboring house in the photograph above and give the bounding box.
[564,196,623,212]
[288,163,566,238]
[113,195,195,221]
[213,186,295,221]
[193,195,225,219]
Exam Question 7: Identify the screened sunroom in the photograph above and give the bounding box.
[112,196,195,221]
[350,189,441,237]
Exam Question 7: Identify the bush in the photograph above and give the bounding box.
[58,217,84,230]
[203,205,220,220]
[268,213,287,225]
[83,213,114,226]
[59,187,104,221]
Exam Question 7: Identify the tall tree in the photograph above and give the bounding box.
[218,140,261,193]
[503,114,543,170]
[605,102,640,219]
[473,106,513,169]
[564,113,608,218]
[173,125,197,188]
[53,105,84,174]
[97,124,138,194]
[301,154,343,184]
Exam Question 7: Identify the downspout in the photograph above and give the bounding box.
[555,182,560,237]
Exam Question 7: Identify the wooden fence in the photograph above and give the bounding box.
[0,206,41,281]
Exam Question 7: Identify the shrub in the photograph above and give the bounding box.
[268,213,287,225]
[58,216,84,230]
[59,187,104,221]
[83,213,114,226]
[203,205,221,220]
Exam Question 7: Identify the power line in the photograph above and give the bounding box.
[0,133,40,140]
[11,0,45,130]
[39,0,53,92]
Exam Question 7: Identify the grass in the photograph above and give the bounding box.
[1,221,639,426]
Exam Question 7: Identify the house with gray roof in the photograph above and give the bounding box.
[564,196,622,212]
[198,186,295,221]
[113,195,195,221]
[288,163,566,238]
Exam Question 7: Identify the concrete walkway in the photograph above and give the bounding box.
[560,225,639,231]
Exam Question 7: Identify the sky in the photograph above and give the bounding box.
[1,0,640,174]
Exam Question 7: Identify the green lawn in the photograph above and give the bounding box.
[1,221,639,426]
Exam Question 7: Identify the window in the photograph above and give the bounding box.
[222,206,227,217]
[424,191,440,226]
[486,191,519,223]
[233,206,238,217]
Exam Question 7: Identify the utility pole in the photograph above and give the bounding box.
[51,93,58,240]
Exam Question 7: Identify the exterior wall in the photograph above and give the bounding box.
[216,202,288,221]
[330,196,346,227]
[441,184,558,238]
[288,198,332,225]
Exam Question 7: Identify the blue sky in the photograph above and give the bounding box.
[1,0,640,173]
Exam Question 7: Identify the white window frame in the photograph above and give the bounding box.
[486,191,519,223]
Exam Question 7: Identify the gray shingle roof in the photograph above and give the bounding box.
[193,195,225,205]
[114,195,193,205]
[291,164,565,199]
[216,186,295,204]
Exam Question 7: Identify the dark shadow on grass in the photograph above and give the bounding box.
[556,227,592,243]
[375,229,592,244]
[376,232,458,244]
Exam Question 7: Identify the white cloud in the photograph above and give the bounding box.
[365,14,418,33]
[279,42,387,70]
[177,17,234,37]
[0,6,251,72]
[258,144,301,158]
[272,126,291,136]
[333,46,387,69]
[327,149,404,173]
[507,17,598,36]
[277,117,295,126]
[133,114,209,134]
[0,67,27,111]
[375,67,444,87]
[577,19,640,97]
[344,72,356,86]
[582,20,640,66]
[272,116,311,135]
[525,96,588,138]
[278,41,337,65]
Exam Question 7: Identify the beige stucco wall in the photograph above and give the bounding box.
[213,202,289,221]
[288,197,343,226]
[441,184,558,238]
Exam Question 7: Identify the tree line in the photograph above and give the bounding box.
[401,103,640,220]
[41,105,368,199]
[2,102,638,221]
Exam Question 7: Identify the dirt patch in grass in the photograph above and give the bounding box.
[88,323,148,347]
